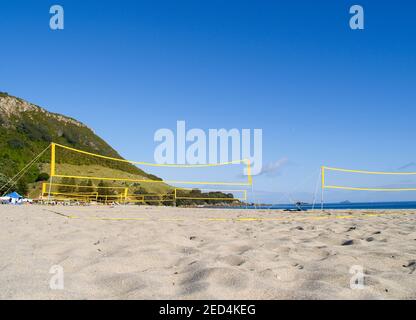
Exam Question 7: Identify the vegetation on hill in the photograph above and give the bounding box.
[175,188,239,206]
[0,92,237,205]
[0,92,162,196]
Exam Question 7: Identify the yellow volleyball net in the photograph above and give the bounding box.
[316,166,416,209]
[41,182,129,204]
[43,143,251,204]
[41,181,177,204]
[50,143,252,186]
[321,166,416,192]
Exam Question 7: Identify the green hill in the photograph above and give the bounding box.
[0,92,167,198]
[0,92,239,206]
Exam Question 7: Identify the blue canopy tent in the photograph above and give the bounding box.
[4,192,23,204]
[5,192,22,199]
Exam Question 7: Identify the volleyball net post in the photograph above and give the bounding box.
[47,143,56,203]
[321,166,324,211]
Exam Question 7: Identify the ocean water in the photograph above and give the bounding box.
[232,201,416,210]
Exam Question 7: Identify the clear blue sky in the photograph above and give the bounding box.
[1,0,416,203]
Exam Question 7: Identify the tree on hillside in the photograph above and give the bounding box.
[36,172,50,182]
[97,180,117,202]
[82,179,94,193]
[0,172,29,196]
[58,177,77,194]
[0,173,9,195]
[133,187,148,195]
[16,178,28,196]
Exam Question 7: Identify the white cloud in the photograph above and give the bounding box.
[258,157,289,177]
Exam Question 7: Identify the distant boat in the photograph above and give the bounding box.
[284,201,308,212]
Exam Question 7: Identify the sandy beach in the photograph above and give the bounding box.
[0,205,415,299]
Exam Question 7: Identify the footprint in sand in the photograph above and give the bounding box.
[98,273,147,296]
[402,260,415,274]
[217,255,246,267]
[180,281,210,295]
[292,226,304,231]
[180,246,199,255]
[291,262,304,270]
[180,267,248,292]
[341,239,354,246]
[232,245,253,255]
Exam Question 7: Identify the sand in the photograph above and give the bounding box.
[0,205,415,299]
